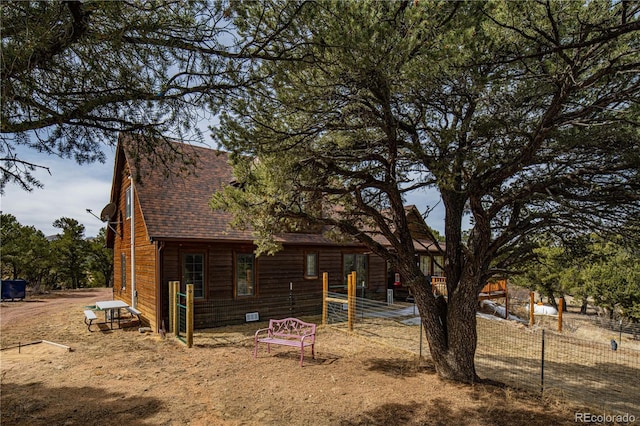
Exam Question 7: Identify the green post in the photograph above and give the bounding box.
[170,281,179,335]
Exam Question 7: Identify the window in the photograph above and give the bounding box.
[125,186,132,219]
[236,253,255,297]
[433,255,445,276]
[183,253,205,298]
[419,255,431,276]
[120,253,126,290]
[419,254,445,276]
[343,253,368,288]
[304,252,318,279]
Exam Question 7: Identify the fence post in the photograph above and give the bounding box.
[173,281,180,336]
[348,271,356,332]
[529,292,535,327]
[540,329,545,394]
[352,271,357,326]
[504,283,509,319]
[619,319,623,349]
[186,284,194,348]
[169,280,179,334]
[347,272,353,332]
[419,319,423,359]
[558,297,563,332]
[289,282,294,316]
[168,282,174,333]
[322,272,328,326]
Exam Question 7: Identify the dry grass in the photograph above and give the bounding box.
[342,305,640,420]
[0,288,589,425]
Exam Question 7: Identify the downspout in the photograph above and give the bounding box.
[130,176,137,308]
[155,240,165,334]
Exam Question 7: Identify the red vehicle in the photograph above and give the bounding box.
[387,271,413,302]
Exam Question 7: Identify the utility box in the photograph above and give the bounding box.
[1,279,27,301]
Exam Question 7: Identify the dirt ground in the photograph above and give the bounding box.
[1,289,584,425]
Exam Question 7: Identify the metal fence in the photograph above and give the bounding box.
[324,294,640,418]
[192,291,638,417]
[589,316,640,341]
[476,318,639,418]
[194,292,323,328]
[175,289,188,344]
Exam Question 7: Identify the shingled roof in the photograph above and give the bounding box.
[109,134,346,245]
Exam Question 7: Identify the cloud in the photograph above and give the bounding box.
[2,151,115,238]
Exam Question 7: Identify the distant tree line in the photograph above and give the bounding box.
[512,229,640,322]
[0,213,113,291]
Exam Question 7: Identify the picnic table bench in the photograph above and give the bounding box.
[126,306,141,324]
[83,303,141,332]
[84,309,98,332]
[254,318,316,367]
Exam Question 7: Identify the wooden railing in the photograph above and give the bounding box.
[430,277,509,318]
[430,278,507,296]
[479,279,508,299]
[431,276,447,296]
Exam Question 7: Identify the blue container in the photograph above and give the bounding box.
[1,279,27,301]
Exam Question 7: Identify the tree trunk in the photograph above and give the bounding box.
[411,188,484,383]
[558,296,566,312]
[548,294,558,311]
[412,275,480,383]
[580,297,589,314]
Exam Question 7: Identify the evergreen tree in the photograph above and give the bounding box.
[213,1,640,382]
[87,228,114,287]
[51,217,89,289]
[582,237,640,321]
[1,213,55,290]
[1,0,237,191]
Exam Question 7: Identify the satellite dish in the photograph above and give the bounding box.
[100,203,117,222]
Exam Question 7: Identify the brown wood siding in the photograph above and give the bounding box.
[112,171,130,298]
[159,244,176,330]
[112,174,158,329]
[368,255,387,295]
[157,243,387,329]
[134,241,157,328]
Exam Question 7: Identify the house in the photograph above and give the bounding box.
[105,133,443,332]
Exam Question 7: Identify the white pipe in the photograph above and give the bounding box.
[129,177,136,308]
[526,303,558,315]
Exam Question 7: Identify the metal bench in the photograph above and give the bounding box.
[254,318,316,367]
[84,309,98,332]
[126,306,141,323]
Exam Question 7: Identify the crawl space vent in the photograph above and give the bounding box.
[245,312,259,322]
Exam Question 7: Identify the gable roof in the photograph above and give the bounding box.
[107,133,443,252]
[366,205,445,254]
[108,134,347,245]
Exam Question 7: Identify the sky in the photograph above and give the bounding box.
[1,138,448,239]
[2,147,117,238]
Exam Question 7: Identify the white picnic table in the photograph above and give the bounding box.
[95,300,129,329]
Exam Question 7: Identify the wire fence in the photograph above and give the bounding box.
[193,291,638,417]
[589,316,640,341]
[194,292,323,328]
[476,319,639,418]
[323,294,640,418]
